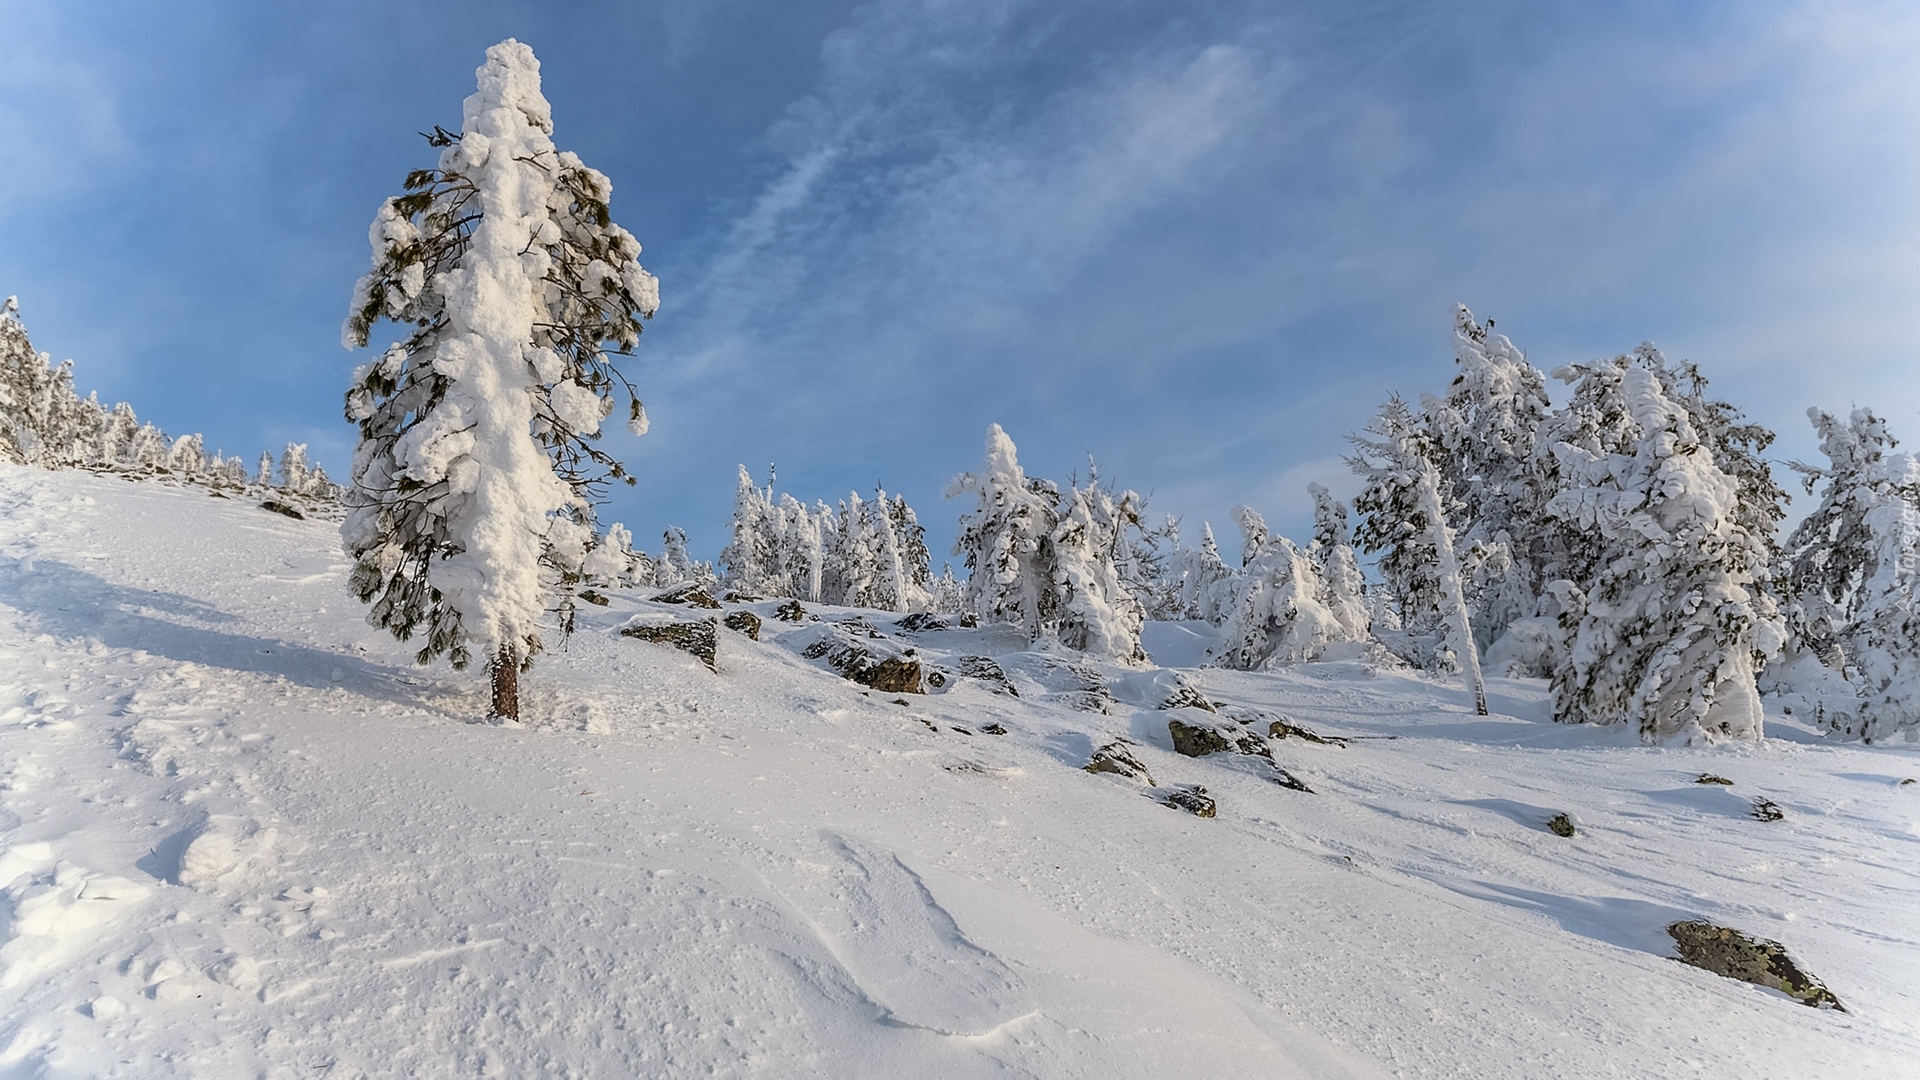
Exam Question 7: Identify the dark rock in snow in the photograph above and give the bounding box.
[1266,716,1347,746]
[1044,690,1111,715]
[577,589,610,607]
[722,590,761,603]
[620,619,718,672]
[981,723,1008,735]
[1157,784,1216,818]
[1169,718,1269,759]
[723,610,761,641]
[863,656,924,694]
[896,612,950,634]
[956,656,1017,696]
[1667,920,1845,1010]
[775,599,807,622]
[1750,797,1785,822]
[1155,676,1215,713]
[260,500,304,520]
[652,583,722,609]
[1696,773,1734,785]
[959,612,978,628]
[803,636,924,694]
[1547,812,1576,837]
[1085,742,1154,785]
[1269,768,1314,793]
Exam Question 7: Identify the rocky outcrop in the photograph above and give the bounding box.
[1169,717,1267,759]
[956,656,1017,696]
[1156,784,1216,818]
[1085,742,1154,785]
[723,610,761,641]
[801,636,925,694]
[1750,798,1784,822]
[652,583,722,609]
[1696,773,1734,785]
[1547,812,1576,838]
[260,500,304,520]
[1668,921,1845,1010]
[775,599,807,622]
[577,589,610,607]
[620,619,718,672]
[896,612,951,634]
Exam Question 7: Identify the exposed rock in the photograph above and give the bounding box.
[722,590,761,603]
[619,619,718,672]
[981,723,1008,735]
[1266,716,1347,746]
[1667,921,1845,1010]
[577,589,610,607]
[1156,676,1215,713]
[1902,778,1916,786]
[863,656,924,694]
[1043,690,1111,715]
[652,583,722,609]
[1085,742,1154,786]
[925,667,950,689]
[260,500,304,520]
[1169,717,1268,759]
[801,636,924,694]
[896,612,951,634]
[1696,773,1734,785]
[959,613,978,628]
[833,615,881,638]
[1750,797,1784,822]
[1269,768,1314,793]
[722,610,761,641]
[1547,812,1576,838]
[956,656,1017,696]
[1157,784,1216,818]
[775,599,807,622]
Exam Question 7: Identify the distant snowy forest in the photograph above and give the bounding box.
[4,39,1915,746]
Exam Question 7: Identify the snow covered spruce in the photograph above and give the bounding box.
[339,40,659,720]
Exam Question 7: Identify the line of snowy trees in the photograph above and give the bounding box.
[317,41,1920,743]
[1,296,340,503]
[716,465,957,612]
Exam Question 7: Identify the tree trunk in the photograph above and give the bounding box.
[1418,462,1489,716]
[489,643,519,721]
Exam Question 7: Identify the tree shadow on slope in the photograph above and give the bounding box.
[0,557,443,710]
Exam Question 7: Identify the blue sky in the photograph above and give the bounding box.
[5,0,1920,560]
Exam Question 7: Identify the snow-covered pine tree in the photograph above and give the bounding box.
[167,434,207,477]
[1307,482,1370,642]
[826,493,882,608]
[778,493,825,602]
[1350,400,1487,712]
[256,451,275,488]
[949,424,1060,641]
[1211,507,1341,669]
[100,404,139,469]
[1421,307,1552,608]
[277,443,311,493]
[340,40,660,720]
[929,563,966,614]
[655,526,700,587]
[1545,363,1782,743]
[1774,407,1920,742]
[718,465,783,597]
[1175,522,1238,624]
[886,492,934,610]
[1049,484,1148,663]
[0,298,81,467]
[871,488,914,613]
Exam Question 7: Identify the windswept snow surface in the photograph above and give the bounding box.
[1,464,1917,1078]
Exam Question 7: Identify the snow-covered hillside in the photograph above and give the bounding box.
[1,464,1917,1078]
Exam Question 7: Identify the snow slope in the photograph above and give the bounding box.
[1,463,1917,1078]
